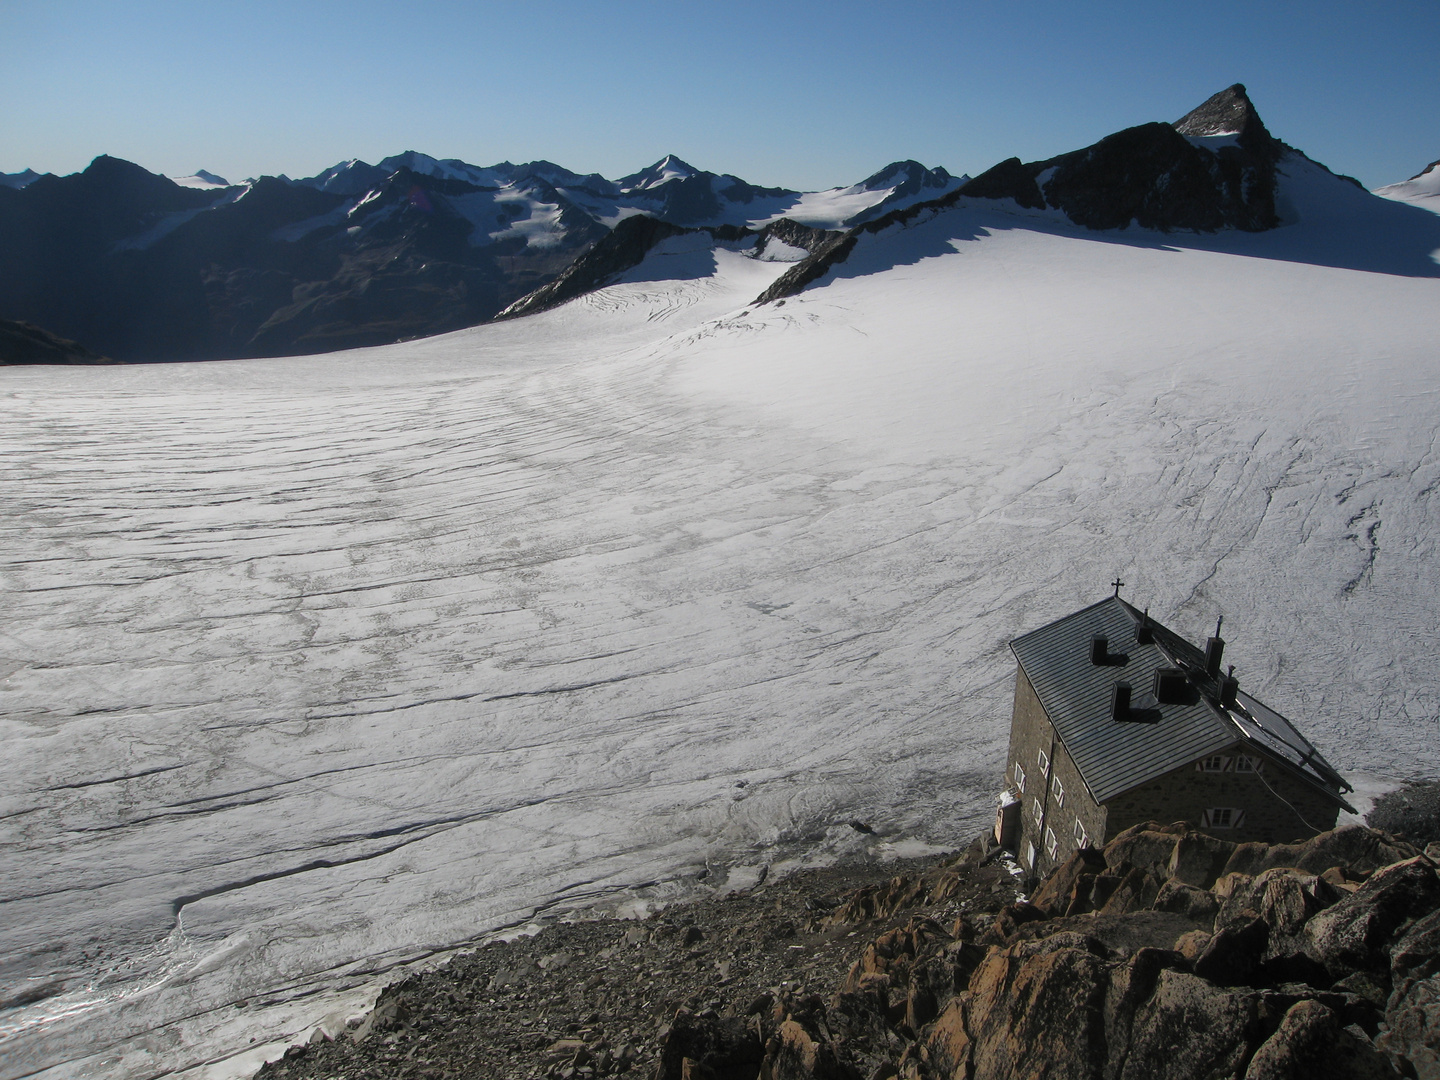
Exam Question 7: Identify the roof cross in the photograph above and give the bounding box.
[1111,577,1124,597]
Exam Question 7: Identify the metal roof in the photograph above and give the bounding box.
[1009,596,1351,808]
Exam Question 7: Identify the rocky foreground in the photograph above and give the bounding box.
[258,824,1440,1079]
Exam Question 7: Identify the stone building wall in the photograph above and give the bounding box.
[1102,747,1343,845]
[1004,668,1108,879]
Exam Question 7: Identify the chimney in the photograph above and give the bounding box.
[1091,635,1108,666]
[1221,664,1239,709]
[1136,607,1153,645]
[1205,616,1225,678]
[1112,681,1132,720]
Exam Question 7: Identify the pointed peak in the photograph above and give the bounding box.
[1173,83,1268,140]
[617,155,701,191]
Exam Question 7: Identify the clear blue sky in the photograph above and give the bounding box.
[3,0,1436,191]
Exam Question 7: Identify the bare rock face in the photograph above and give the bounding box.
[257,824,1435,1080]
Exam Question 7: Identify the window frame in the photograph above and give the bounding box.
[1044,826,1059,861]
[1013,760,1027,793]
[1052,774,1065,808]
[1202,807,1246,830]
[1073,818,1089,848]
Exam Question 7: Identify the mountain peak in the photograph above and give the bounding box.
[172,169,231,189]
[618,155,700,192]
[1173,83,1268,141]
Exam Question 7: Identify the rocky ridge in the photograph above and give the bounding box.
[756,84,1356,306]
[0,317,115,365]
[254,824,1440,1079]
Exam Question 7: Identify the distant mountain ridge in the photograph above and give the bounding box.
[2,85,1415,362]
[0,151,957,361]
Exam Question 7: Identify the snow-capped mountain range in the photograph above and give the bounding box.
[5,81,1430,367]
[4,84,1440,1080]
[0,152,960,363]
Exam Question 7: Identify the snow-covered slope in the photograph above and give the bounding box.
[1375,159,1440,212]
[3,174,1439,1079]
[169,170,232,190]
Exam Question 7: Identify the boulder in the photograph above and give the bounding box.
[1224,841,1304,879]
[1153,879,1221,924]
[758,1018,850,1080]
[1216,868,1325,937]
[962,939,1114,1080]
[1376,908,1440,1079]
[1168,832,1237,889]
[1032,848,1108,915]
[1294,827,1419,877]
[654,1009,764,1080]
[1102,823,1186,880]
[1306,857,1440,978]
[1193,917,1270,986]
[1119,968,1268,1080]
[1098,867,1162,916]
[1243,999,1401,1079]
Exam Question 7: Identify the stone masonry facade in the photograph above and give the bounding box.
[1005,669,1107,880]
[1102,749,1341,846]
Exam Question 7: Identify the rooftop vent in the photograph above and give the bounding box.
[1136,608,1153,645]
[1111,681,1132,720]
[1205,616,1225,678]
[1221,664,1239,709]
[1091,634,1108,666]
[1153,667,1188,704]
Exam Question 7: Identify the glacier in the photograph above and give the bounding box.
[3,159,1440,1078]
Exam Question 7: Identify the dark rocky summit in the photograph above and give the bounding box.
[0,318,115,365]
[757,84,1340,307]
[254,822,1440,1079]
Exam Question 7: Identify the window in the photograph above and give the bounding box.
[1052,775,1065,808]
[1037,748,1050,776]
[1045,827,1059,861]
[1013,761,1027,793]
[1073,818,1089,848]
[1234,755,1261,774]
[1023,840,1036,867]
[1202,807,1246,830]
[1197,754,1229,773]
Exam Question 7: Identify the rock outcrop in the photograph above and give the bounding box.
[253,824,1438,1080]
[757,84,1362,307]
[652,824,1438,1080]
[0,317,116,365]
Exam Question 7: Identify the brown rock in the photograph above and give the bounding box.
[1224,841,1304,878]
[654,1009,764,1080]
[1376,908,1440,1079]
[1031,848,1108,915]
[1243,999,1399,1079]
[1097,867,1162,916]
[1306,856,1440,978]
[1174,930,1212,961]
[759,1019,848,1080]
[1152,879,1221,925]
[1193,916,1269,986]
[1103,823,1186,880]
[1168,832,1237,889]
[1119,968,1268,1080]
[922,997,970,1078]
[962,938,1113,1079]
[1293,827,1420,877]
